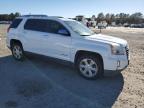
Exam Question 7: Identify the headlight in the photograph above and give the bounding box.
[111,43,125,55]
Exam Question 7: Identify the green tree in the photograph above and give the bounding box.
[129,12,143,24]
[105,13,111,25]
[15,12,20,17]
[9,13,15,21]
[110,14,116,24]
[97,12,105,22]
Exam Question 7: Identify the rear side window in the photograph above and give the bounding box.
[10,19,23,28]
[24,19,70,35]
[24,19,47,32]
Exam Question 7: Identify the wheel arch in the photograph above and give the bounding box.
[10,39,23,49]
[74,50,104,68]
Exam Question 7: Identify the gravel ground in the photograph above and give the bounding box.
[96,27,144,108]
[0,25,144,108]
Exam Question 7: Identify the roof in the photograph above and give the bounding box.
[17,15,75,22]
[59,17,74,21]
[21,15,48,17]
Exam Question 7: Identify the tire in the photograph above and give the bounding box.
[76,54,104,79]
[11,43,25,61]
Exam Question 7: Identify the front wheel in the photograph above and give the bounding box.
[76,55,104,79]
[11,43,24,61]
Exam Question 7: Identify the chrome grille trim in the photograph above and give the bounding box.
[125,46,129,59]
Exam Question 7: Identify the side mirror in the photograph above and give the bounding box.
[58,29,70,36]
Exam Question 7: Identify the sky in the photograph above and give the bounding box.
[0,0,144,18]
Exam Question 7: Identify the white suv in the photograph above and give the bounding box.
[6,15,129,79]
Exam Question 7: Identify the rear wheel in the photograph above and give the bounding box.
[11,43,24,61]
[76,55,103,79]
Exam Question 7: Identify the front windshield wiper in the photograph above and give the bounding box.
[80,34,91,36]
[80,33,95,36]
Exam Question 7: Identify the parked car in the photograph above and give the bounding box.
[123,23,130,27]
[90,20,97,28]
[75,15,88,26]
[97,21,107,29]
[0,21,11,24]
[130,24,144,28]
[142,23,144,28]
[6,15,130,79]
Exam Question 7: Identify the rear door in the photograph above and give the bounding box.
[21,19,51,55]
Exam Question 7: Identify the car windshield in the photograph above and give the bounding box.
[65,21,95,36]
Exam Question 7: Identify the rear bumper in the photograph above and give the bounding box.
[6,36,11,49]
[7,45,11,49]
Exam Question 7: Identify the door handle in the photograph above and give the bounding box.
[23,31,27,34]
[42,35,49,36]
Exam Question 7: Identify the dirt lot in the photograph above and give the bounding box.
[0,25,144,108]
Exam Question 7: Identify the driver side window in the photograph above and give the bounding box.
[46,20,70,36]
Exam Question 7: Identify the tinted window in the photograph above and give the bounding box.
[24,19,47,32]
[24,19,70,35]
[10,19,22,28]
[47,20,68,34]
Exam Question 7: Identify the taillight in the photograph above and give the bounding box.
[7,26,10,33]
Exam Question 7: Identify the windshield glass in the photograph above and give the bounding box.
[65,21,95,36]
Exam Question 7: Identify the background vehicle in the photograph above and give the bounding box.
[97,21,108,29]
[130,24,144,28]
[7,15,129,79]
[75,15,88,26]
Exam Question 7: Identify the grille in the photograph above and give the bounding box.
[125,46,129,59]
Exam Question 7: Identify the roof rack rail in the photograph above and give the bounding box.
[49,16,64,18]
[21,15,48,17]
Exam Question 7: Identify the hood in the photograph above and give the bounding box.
[85,34,128,47]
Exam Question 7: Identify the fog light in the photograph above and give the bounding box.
[117,60,120,67]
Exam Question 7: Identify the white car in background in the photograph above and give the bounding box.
[6,15,130,79]
[98,21,108,29]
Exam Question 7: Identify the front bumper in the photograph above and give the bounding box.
[116,59,129,70]
[103,55,129,72]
